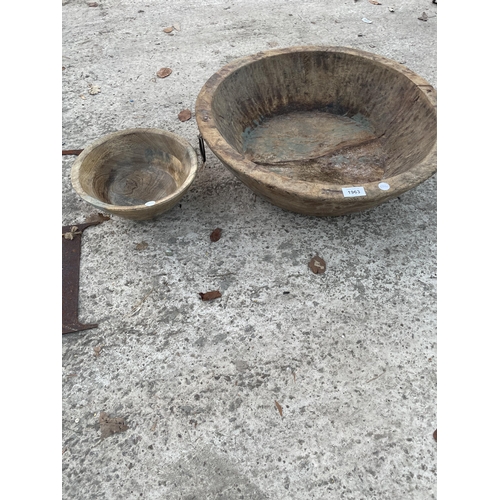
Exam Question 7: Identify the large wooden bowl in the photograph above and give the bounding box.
[196,46,437,216]
[71,128,199,220]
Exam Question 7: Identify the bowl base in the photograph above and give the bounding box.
[242,109,387,184]
[104,164,178,207]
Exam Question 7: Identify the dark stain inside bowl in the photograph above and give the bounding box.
[242,109,387,184]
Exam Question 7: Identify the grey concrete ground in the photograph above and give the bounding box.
[62,1,437,498]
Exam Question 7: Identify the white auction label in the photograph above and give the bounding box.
[342,187,366,197]
[378,182,390,191]
[145,201,156,206]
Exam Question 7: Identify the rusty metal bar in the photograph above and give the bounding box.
[62,149,83,156]
[62,222,102,334]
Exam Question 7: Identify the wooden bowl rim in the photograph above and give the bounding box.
[70,127,199,213]
[195,46,437,203]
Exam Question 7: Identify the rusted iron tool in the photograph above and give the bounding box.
[62,221,103,334]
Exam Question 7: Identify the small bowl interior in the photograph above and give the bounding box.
[78,131,193,206]
[210,50,436,185]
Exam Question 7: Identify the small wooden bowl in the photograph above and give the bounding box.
[71,128,199,220]
[196,46,437,216]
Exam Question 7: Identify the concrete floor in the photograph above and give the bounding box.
[62,1,437,498]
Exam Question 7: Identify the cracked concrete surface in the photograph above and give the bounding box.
[62,1,437,498]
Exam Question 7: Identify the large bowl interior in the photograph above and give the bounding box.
[76,130,196,207]
[205,48,436,186]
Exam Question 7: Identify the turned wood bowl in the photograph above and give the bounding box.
[71,128,199,220]
[196,46,437,216]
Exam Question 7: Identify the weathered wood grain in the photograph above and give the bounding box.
[196,46,437,216]
[70,128,199,221]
